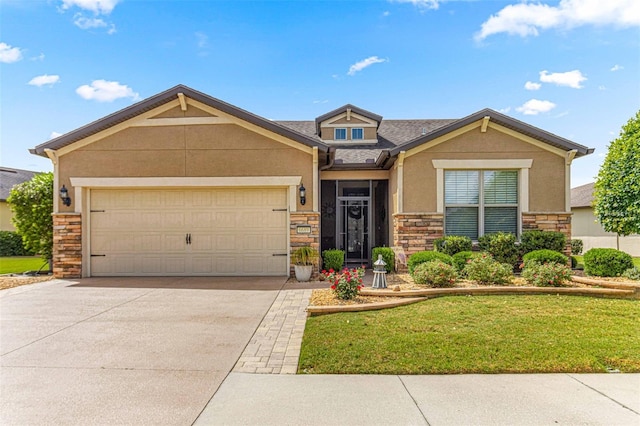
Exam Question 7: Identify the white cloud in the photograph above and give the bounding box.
[610,64,624,71]
[73,14,116,33]
[50,131,63,139]
[498,107,511,114]
[0,42,23,63]
[599,85,607,90]
[382,11,390,17]
[524,81,541,91]
[516,99,556,115]
[476,0,640,41]
[61,0,119,15]
[391,0,439,10]
[28,74,61,87]
[31,53,45,61]
[76,80,139,102]
[195,32,209,49]
[313,100,328,104]
[539,70,587,88]
[347,56,387,76]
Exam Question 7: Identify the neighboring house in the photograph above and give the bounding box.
[0,167,38,231]
[30,85,594,278]
[571,182,640,256]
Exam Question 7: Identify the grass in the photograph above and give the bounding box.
[0,256,48,274]
[299,295,640,374]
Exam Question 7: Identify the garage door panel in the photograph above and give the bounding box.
[90,188,288,276]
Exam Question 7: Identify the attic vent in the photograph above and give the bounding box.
[421,127,427,135]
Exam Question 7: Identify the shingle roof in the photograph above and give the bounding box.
[571,182,595,208]
[0,167,39,200]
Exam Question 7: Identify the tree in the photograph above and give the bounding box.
[593,110,640,238]
[7,172,54,261]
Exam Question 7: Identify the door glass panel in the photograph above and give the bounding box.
[338,198,369,264]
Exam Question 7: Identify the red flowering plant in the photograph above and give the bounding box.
[322,267,365,300]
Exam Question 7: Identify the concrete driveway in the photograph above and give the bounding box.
[0,276,286,425]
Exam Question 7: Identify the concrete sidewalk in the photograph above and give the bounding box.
[195,372,639,425]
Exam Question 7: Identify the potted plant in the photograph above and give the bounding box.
[292,246,318,282]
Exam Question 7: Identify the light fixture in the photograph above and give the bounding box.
[299,183,306,206]
[59,185,71,206]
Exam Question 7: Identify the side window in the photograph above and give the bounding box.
[351,128,364,140]
[335,128,347,140]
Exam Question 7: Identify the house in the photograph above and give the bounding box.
[571,182,640,256]
[30,85,594,278]
[0,167,39,231]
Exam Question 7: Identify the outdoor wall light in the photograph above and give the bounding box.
[59,185,71,206]
[299,183,306,206]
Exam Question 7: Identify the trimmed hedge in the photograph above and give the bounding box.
[322,249,344,272]
[372,247,394,273]
[412,260,457,287]
[583,248,634,277]
[407,251,453,275]
[433,236,472,256]
[478,232,519,266]
[522,249,568,266]
[0,231,33,256]
[520,230,566,254]
[452,251,475,274]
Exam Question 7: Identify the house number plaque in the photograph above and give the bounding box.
[296,225,312,234]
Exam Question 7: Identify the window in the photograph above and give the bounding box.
[335,128,347,140]
[351,128,364,140]
[444,170,518,239]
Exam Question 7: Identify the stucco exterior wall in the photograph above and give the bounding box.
[572,207,640,256]
[0,201,14,231]
[402,126,566,213]
[57,124,314,213]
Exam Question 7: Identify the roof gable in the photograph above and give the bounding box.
[31,85,329,157]
[314,104,383,135]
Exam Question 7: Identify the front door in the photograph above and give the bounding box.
[337,197,370,266]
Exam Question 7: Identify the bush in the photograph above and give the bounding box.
[522,261,572,287]
[520,230,566,254]
[322,249,344,271]
[452,251,475,274]
[571,239,584,255]
[323,267,365,300]
[0,231,33,256]
[571,256,579,269]
[407,251,453,275]
[478,232,519,267]
[433,236,472,256]
[412,260,458,287]
[522,249,568,267]
[464,252,513,285]
[583,248,634,277]
[622,267,640,281]
[372,247,394,273]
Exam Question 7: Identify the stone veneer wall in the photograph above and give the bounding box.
[522,212,572,257]
[289,212,320,277]
[52,213,82,279]
[393,213,444,271]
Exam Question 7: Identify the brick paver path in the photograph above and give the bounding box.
[233,289,312,374]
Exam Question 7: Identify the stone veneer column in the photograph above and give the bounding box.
[393,213,444,271]
[522,213,572,258]
[289,212,320,277]
[52,213,82,279]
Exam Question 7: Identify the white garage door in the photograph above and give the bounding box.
[89,188,288,276]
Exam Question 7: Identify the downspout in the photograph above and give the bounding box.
[44,149,59,213]
[397,151,406,214]
[565,149,577,213]
[319,147,336,171]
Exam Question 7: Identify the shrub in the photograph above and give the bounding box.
[292,246,318,265]
[522,261,572,287]
[571,256,579,269]
[571,239,584,255]
[583,248,634,277]
[322,249,344,271]
[371,247,394,273]
[0,231,33,256]
[323,267,365,300]
[407,251,453,275]
[433,236,472,256]
[452,251,475,274]
[622,267,640,281]
[522,249,568,267]
[464,252,513,285]
[520,230,566,254]
[478,232,519,267]
[412,260,457,287]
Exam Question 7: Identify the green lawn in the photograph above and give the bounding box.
[299,295,640,374]
[0,257,49,274]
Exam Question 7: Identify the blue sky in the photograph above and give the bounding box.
[1,0,638,187]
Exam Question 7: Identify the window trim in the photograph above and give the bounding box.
[334,128,347,140]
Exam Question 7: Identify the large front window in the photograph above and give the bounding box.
[444,170,518,239]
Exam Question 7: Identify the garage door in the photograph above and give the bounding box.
[89,188,288,276]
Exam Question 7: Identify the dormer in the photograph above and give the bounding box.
[315,104,382,145]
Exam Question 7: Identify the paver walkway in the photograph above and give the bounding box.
[233,289,312,374]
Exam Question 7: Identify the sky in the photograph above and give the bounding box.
[1,0,639,188]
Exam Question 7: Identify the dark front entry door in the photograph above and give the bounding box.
[338,197,369,265]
